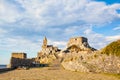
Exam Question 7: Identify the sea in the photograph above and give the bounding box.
[0,65,7,69]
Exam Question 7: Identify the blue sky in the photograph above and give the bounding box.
[0,0,120,64]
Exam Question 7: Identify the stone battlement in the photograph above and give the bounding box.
[67,36,96,51]
[12,52,27,59]
[67,37,88,48]
[8,53,34,68]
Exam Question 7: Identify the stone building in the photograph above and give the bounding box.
[8,37,61,68]
[12,52,27,59]
[67,37,96,51]
[8,52,34,68]
[8,36,96,68]
[36,37,61,64]
[42,37,47,49]
[67,37,88,47]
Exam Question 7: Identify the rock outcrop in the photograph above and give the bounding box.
[58,37,96,58]
[62,52,120,73]
[61,37,120,74]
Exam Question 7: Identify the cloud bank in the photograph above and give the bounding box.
[0,0,120,64]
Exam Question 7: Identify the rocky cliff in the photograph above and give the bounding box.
[62,52,120,73]
[61,38,120,74]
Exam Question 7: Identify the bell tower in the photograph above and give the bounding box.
[42,36,47,48]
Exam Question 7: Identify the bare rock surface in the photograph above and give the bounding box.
[61,37,120,74]
[62,52,120,73]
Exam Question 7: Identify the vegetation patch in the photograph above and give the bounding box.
[101,40,120,57]
[104,73,120,79]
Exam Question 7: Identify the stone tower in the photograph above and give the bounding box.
[67,37,88,48]
[67,37,96,51]
[42,36,47,48]
[12,52,27,59]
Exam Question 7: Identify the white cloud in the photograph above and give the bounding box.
[48,40,67,49]
[113,26,120,30]
[82,27,120,49]
[0,37,40,53]
[1,0,118,28]
[0,0,21,24]
[0,0,120,49]
[64,26,81,34]
[0,0,120,64]
[106,35,120,41]
[0,36,42,64]
[0,28,7,34]
[83,27,106,49]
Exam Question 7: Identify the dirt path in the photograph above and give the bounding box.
[0,67,119,80]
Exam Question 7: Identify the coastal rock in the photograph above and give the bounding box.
[61,37,120,74]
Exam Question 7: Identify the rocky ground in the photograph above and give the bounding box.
[0,67,120,80]
[61,51,120,73]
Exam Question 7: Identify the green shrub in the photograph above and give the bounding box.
[101,40,120,57]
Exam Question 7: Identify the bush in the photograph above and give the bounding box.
[101,40,120,57]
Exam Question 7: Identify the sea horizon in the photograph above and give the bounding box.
[0,65,7,69]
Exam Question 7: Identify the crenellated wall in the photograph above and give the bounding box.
[12,52,27,59]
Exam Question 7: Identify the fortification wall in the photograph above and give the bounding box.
[12,52,27,59]
[10,58,34,68]
[9,53,34,68]
[67,37,88,47]
[0,68,13,73]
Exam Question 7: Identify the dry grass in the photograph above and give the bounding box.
[0,67,119,80]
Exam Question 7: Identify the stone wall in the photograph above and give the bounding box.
[10,58,34,68]
[67,37,88,48]
[67,37,96,51]
[8,53,34,68]
[0,68,13,73]
[12,52,27,59]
